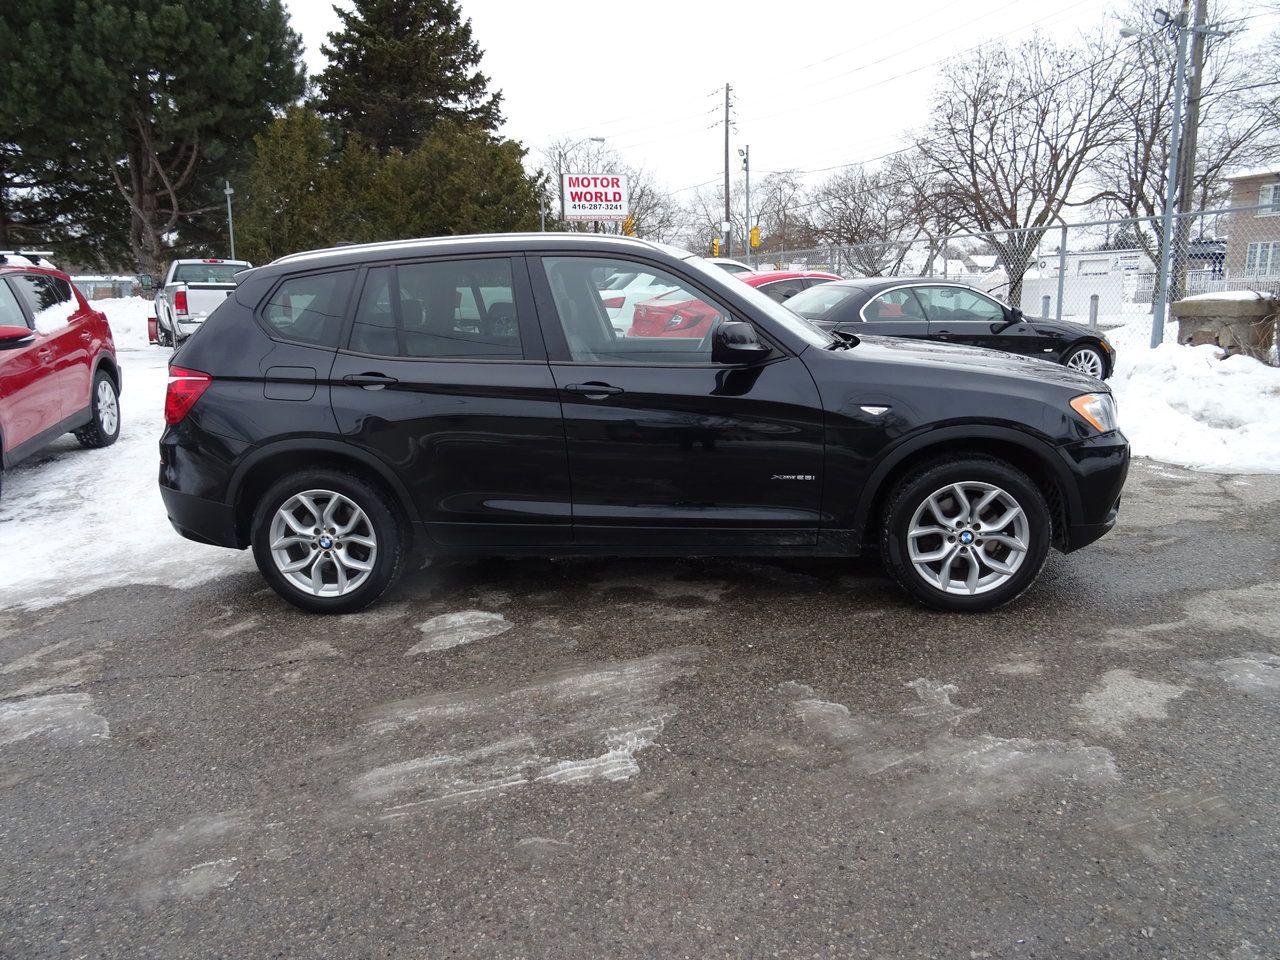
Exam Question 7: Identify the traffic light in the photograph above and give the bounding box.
[622,215,636,237]
[749,225,761,249]
[711,238,720,257]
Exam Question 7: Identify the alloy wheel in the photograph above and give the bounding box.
[907,481,1030,595]
[1066,348,1105,378]
[269,489,378,597]
[97,380,119,435]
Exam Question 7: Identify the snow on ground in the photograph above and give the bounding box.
[0,298,250,611]
[1107,315,1280,473]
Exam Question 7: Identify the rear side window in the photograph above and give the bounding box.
[9,273,76,332]
[348,258,522,359]
[0,280,28,328]
[261,271,354,347]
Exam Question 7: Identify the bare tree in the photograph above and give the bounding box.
[804,165,921,276]
[918,33,1130,305]
[1096,1,1271,261]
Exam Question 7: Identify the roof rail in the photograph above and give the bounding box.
[0,250,55,266]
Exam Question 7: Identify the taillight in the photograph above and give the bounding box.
[174,289,188,314]
[602,296,624,309]
[165,366,211,425]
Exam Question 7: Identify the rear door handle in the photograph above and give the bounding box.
[563,382,623,399]
[343,372,398,390]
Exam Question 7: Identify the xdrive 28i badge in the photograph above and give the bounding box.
[772,474,816,481]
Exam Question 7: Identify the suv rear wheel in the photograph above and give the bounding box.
[250,469,406,614]
[74,370,121,448]
[881,456,1051,612]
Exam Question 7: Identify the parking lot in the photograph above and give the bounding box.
[0,459,1276,958]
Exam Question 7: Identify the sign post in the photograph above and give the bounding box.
[561,174,629,224]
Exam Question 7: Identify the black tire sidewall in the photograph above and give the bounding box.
[883,458,1051,612]
[250,469,404,614]
[77,370,120,447]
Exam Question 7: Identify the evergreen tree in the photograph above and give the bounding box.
[316,0,502,154]
[237,109,541,261]
[0,0,305,277]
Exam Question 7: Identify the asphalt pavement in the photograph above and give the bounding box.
[1,459,1278,959]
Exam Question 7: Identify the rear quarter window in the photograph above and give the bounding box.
[260,270,354,347]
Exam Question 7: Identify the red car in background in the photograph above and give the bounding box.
[628,270,841,339]
[0,254,121,498]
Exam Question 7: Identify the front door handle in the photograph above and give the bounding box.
[563,381,623,399]
[343,372,398,390]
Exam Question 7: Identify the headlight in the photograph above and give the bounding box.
[1070,392,1118,433]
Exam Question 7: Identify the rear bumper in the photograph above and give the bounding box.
[1056,430,1129,552]
[160,485,241,549]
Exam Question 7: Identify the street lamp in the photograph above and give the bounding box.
[558,136,606,231]
[224,180,236,261]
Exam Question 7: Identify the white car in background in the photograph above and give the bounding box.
[706,257,754,275]
[597,268,678,333]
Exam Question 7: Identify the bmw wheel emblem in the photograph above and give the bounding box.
[318,535,334,550]
[959,531,974,545]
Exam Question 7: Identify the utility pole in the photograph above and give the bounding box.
[1150,2,1190,348]
[741,145,751,265]
[223,180,236,260]
[1170,0,1209,302]
[723,83,732,258]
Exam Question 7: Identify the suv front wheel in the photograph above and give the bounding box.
[250,469,406,614]
[881,456,1051,612]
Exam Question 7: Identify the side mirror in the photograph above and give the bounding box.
[992,306,1023,334]
[1009,307,1024,321]
[712,320,770,364]
[0,325,35,350]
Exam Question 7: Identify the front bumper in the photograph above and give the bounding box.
[1056,430,1129,552]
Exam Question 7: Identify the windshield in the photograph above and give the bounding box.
[681,254,834,349]
[174,262,247,284]
[783,283,862,321]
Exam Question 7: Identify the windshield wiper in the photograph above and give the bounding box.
[826,329,860,350]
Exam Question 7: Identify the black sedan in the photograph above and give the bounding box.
[783,278,1115,379]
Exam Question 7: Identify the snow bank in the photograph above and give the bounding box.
[91,296,155,351]
[0,349,251,610]
[1180,289,1275,303]
[1109,316,1280,473]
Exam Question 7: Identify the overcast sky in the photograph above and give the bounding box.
[281,0,1276,200]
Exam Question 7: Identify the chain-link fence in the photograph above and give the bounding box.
[748,202,1280,332]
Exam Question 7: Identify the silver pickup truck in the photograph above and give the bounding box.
[154,258,250,345]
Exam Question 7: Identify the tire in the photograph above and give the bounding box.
[1063,343,1108,379]
[250,469,406,614]
[881,456,1051,613]
[74,369,121,449]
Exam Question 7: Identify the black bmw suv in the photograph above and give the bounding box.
[159,234,1128,614]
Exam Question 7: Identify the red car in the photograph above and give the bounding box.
[628,270,841,338]
[0,254,121,497]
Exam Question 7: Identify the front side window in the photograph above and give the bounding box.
[542,256,734,364]
[912,286,1004,323]
[261,270,354,347]
[348,258,521,359]
[864,289,928,322]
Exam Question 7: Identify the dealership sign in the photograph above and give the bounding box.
[562,173,629,221]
